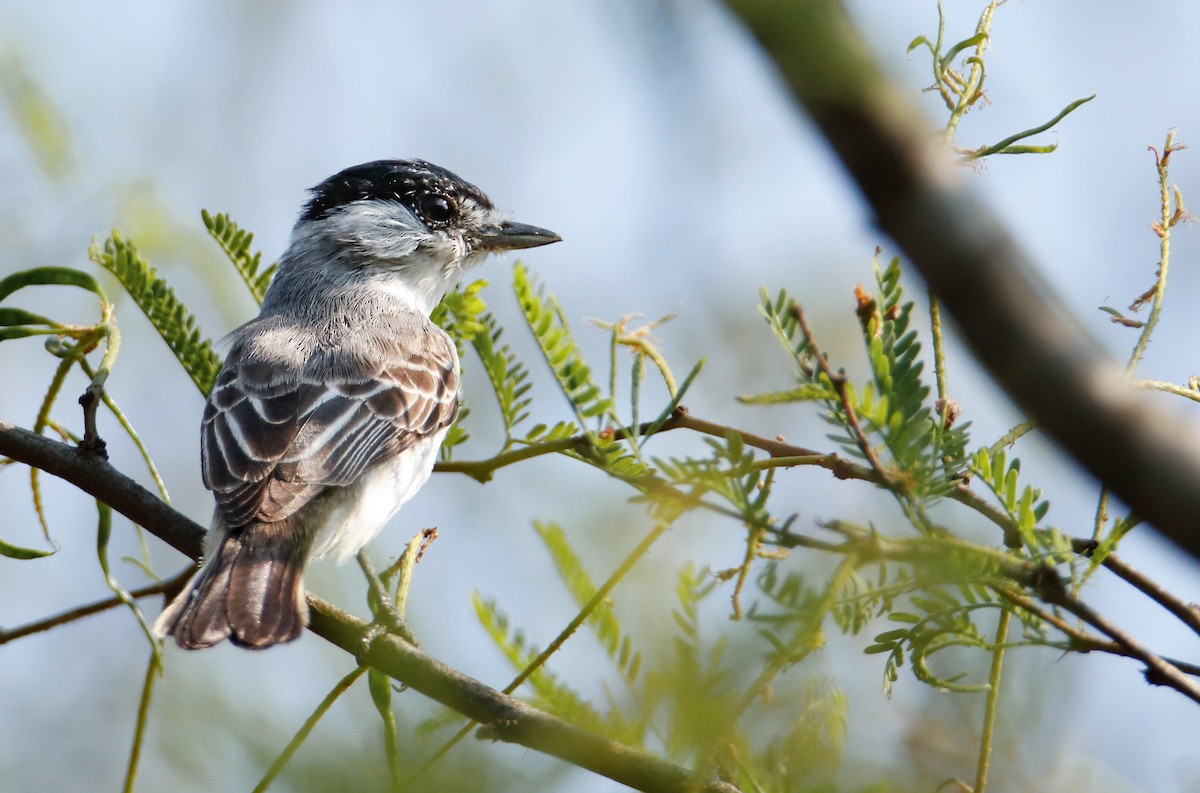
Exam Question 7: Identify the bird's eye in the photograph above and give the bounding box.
[419,194,455,224]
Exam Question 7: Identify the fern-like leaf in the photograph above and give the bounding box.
[473,593,643,743]
[89,230,222,395]
[514,264,614,426]
[474,311,533,446]
[201,210,276,305]
[971,447,1060,556]
[534,522,642,685]
[431,279,488,349]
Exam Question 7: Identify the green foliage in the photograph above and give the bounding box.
[970,447,1061,556]
[653,564,741,762]
[431,280,490,457]
[0,265,107,304]
[89,230,222,395]
[0,48,76,179]
[654,430,770,529]
[434,279,536,452]
[749,562,832,670]
[866,590,989,694]
[534,521,643,685]
[8,6,1192,792]
[472,591,645,744]
[0,534,56,559]
[430,278,488,348]
[201,209,277,305]
[514,263,614,427]
[753,679,848,793]
[471,311,534,447]
[752,257,970,512]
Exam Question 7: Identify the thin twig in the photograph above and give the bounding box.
[1004,574,1200,703]
[1134,379,1200,403]
[252,666,369,793]
[992,584,1200,678]
[792,305,894,482]
[0,569,191,644]
[1072,538,1200,637]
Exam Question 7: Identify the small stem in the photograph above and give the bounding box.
[942,0,998,143]
[123,652,161,793]
[1092,489,1110,543]
[1073,538,1200,637]
[965,94,1096,160]
[1092,134,1185,562]
[793,306,893,481]
[929,289,949,408]
[1011,574,1200,703]
[974,609,1010,793]
[986,420,1037,456]
[1134,379,1200,403]
[252,666,369,793]
[31,355,76,539]
[1125,132,1179,374]
[78,359,171,504]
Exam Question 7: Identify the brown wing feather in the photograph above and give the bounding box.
[201,314,460,528]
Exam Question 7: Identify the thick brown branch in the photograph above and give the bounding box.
[0,421,203,557]
[723,0,1200,563]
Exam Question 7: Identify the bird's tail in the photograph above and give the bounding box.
[154,524,308,650]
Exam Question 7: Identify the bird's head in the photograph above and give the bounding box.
[279,159,560,313]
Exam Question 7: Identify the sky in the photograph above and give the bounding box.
[2,1,1200,791]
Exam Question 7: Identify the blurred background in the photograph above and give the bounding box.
[2,1,1199,791]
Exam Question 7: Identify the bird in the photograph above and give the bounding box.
[154,159,560,650]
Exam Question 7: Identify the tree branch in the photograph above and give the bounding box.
[308,599,739,793]
[0,421,202,557]
[0,420,739,793]
[723,0,1200,563]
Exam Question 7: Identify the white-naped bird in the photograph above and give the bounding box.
[155,159,560,649]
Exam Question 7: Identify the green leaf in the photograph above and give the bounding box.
[0,535,57,559]
[89,230,223,395]
[0,266,106,303]
[201,210,277,305]
[514,264,613,426]
[737,384,836,404]
[472,591,636,739]
[939,32,988,71]
[0,326,59,341]
[0,307,59,327]
[533,521,642,684]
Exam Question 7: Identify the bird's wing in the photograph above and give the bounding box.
[201,315,460,527]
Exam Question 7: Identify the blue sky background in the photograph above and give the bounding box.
[2,2,1199,790]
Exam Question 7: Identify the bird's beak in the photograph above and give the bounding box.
[473,220,562,252]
